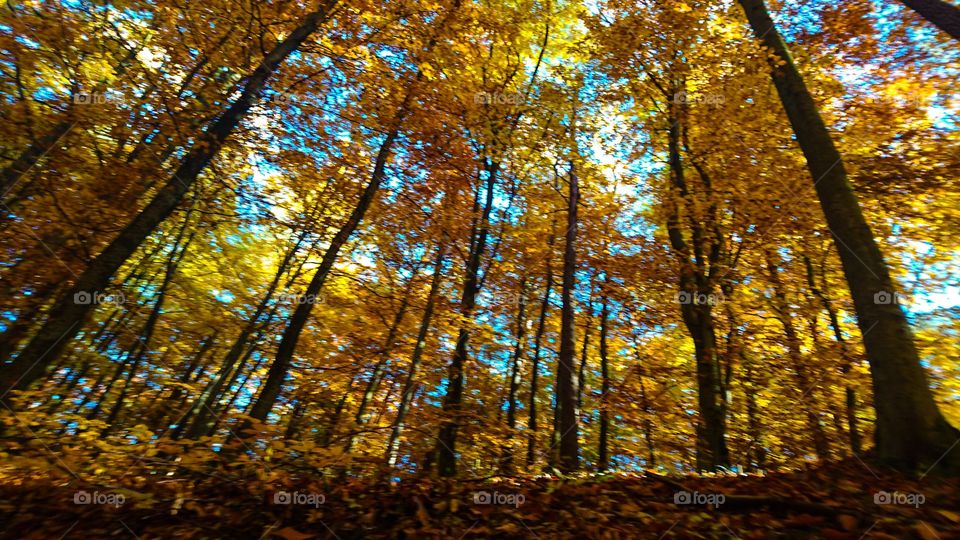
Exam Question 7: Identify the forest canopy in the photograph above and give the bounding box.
[0,0,958,538]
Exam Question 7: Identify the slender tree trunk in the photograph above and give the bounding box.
[898,0,960,40]
[556,160,580,473]
[386,242,446,467]
[597,281,611,472]
[180,231,306,439]
[527,221,556,469]
[804,254,862,455]
[246,123,405,423]
[739,0,959,470]
[765,249,830,461]
[435,158,498,477]
[0,2,340,399]
[664,106,729,471]
[502,276,528,472]
[343,279,415,453]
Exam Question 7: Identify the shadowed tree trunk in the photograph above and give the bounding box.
[502,276,528,473]
[739,0,960,471]
[556,159,580,473]
[527,220,556,469]
[898,0,960,40]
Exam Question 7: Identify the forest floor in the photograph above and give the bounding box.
[1,457,958,539]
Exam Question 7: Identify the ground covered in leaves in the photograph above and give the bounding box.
[1,457,958,539]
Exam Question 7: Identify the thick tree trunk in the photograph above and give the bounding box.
[898,0,960,40]
[0,2,339,399]
[739,0,959,470]
[556,161,580,473]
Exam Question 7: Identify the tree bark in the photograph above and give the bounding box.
[739,0,959,470]
[435,158,498,477]
[898,0,960,40]
[556,160,580,473]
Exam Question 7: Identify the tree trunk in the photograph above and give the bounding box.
[898,0,960,40]
[527,220,556,469]
[343,278,415,453]
[502,276,528,472]
[556,160,580,473]
[246,122,404,423]
[739,0,959,470]
[664,105,729,471]
[435,158,498,477]
[597,280,611,472]
[0,2,340,399]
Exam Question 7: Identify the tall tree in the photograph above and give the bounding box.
[738,0,960,470]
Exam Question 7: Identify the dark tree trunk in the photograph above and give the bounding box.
[527,221,556,469]
[502,276,528,472]
[556,160,580,473]
[597,280,611,472]
[664,106,729,472]
[246,121,404,423]
[739,0,959,471]
[899,0,960,40]
[435,158,498,477]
